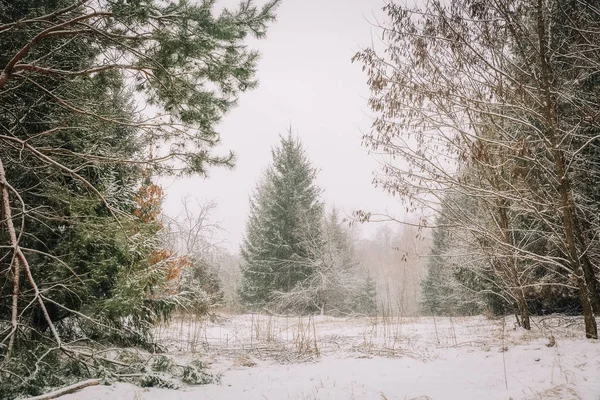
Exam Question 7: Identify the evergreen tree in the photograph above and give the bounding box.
[420,195,488,317]
[0,0,278,395]
[323,207,356,272]
[240,132,324,310]
[354,273,377,316]
[319,207,372,315]
[420,214,453,315]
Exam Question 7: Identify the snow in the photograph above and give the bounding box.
[62,315,600,400]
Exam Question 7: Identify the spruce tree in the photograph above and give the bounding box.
[319,207,367,315]
[420,214,452,316]
[240,132,324,310]
[355,273,377,316]
[420,192,492,317]
[323,207,356,272]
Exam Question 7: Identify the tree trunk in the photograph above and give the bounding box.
[0,156,61,346]
[536,0,598,337]
[496,203,531,331]
[28,379,101,400]
[576,231,600,315]
[516,291,531,330]
[576,276,599,339]
[1,169,20,356]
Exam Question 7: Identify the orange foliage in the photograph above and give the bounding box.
[150,249,193,281]
[134,181,164,224]
[134,178,191,281]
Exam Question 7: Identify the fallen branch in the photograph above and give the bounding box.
[27,379,101,400]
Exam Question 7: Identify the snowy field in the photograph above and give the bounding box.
[63,314,600,400]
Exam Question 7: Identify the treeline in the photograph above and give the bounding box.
[354,0,600,338]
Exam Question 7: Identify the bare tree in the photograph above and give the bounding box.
[164,196,221,259]
[353,0,600,338]
[162,196,227,314]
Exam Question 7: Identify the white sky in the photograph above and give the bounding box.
[161,0,404,251]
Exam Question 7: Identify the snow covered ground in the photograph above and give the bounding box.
[63,314,600,400]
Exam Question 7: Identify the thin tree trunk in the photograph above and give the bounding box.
[576,276,598,339]
[574,226,600,314]
[1,178,20,356]
[28,379,101,400]
[516,290,531,330]
[536,0,597,338]
[496,203,531,331]
[0,156,61,346]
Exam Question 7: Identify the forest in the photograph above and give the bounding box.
[0,0,599,399]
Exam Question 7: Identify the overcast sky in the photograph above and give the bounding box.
[161,0,403,251]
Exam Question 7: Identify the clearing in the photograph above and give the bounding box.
[62,314,600,400]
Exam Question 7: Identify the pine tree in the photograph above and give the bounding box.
[0,0,279,395]
[240,132,324,310]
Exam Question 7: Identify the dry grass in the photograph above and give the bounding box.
[232,355,257,368]
[527,384,581,400]
[153,310,589,376]
[155,313,323,365]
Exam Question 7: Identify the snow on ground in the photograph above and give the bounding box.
[63,314,600,400]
